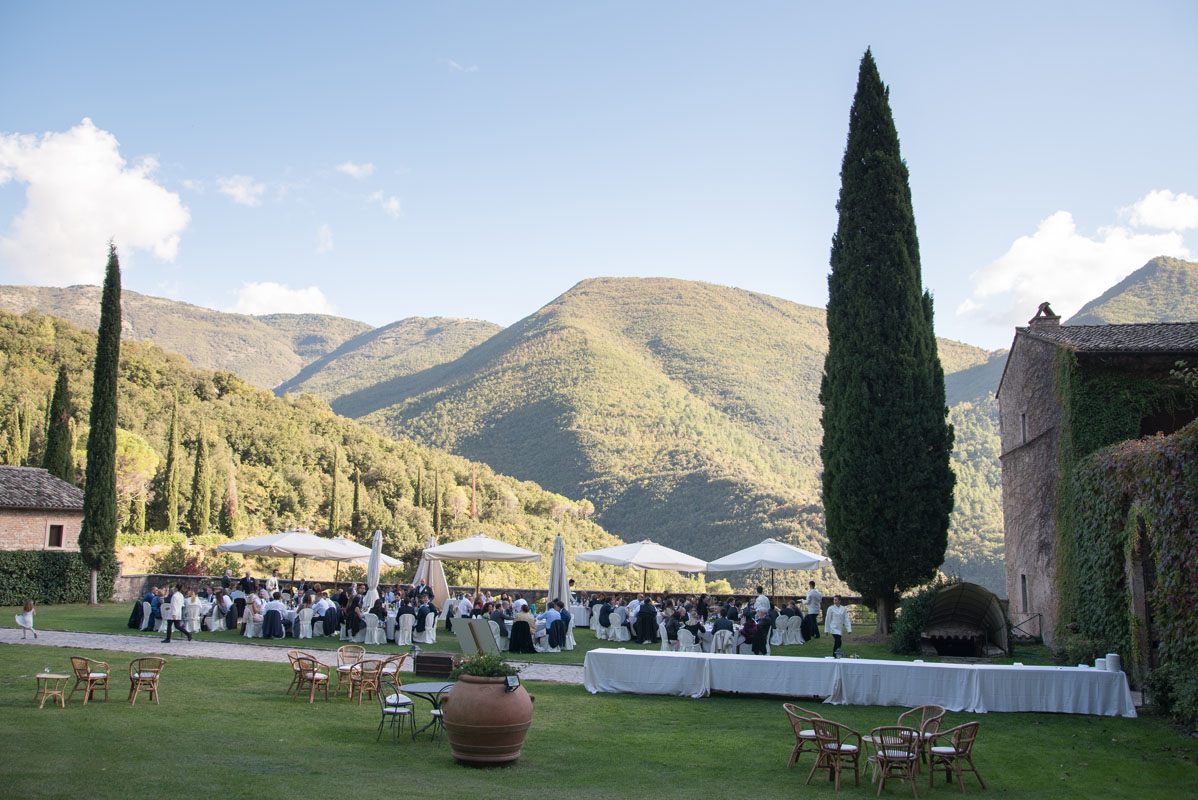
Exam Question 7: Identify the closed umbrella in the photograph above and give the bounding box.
[364,529,383,607]
[547,534,570,606]
[412,536,451,618]
[705,538,830,599]
[575,539,707,592]
[421,533,541,594]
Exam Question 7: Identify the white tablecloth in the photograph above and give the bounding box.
[582,650,1137,717]
[571,605,589,625]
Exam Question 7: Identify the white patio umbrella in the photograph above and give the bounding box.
[421,533,541,594]
[217,528,375,580]
[547,534,570,606]
[363,529,383,607]
[575,539,707,592]
[705,538,830,599]
[325,535,403,587]
[412,535,451,619]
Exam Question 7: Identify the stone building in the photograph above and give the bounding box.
[0,466,84,552]
[996,304,1198,645]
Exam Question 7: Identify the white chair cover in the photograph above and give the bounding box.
[590,607,602,633]
[396,613,415,646]
[385,613,397,642]
[787,616,806,645]
[297,607,313,639]
[564,615,576,650]
[242,605,260,638]
[658,622,677,652]
[607,618,631,643]
[350,616,368,644]
[140,602,153,631]
[204,603,226,632]
[413,612,437,644]
[677,629,702,653]
[711,629,735,654]
[155,604,170,633]
[770,616,786,647]
[489,619,510,652]
[182,604,202,633]
[364,613,385,645]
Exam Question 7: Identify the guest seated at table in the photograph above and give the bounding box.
[588,593,603,609]
[613,598,630,628]
[536,600,561,627]
[780,598,799,617]
[628,593,642,617]
[513,602,537,635]
[250,591,265,623]
[711,606,736,634]
[682,613,704,643]
[413,598,436,633]
[263,591,286,616]
[696,594,709,622]
[396,595,415,620]
[634,598,659,644]
[664,610,682,643]
[751,607,773,655]
[346,594,365,636]
[557,599,572,629]
[737,612,757,649]
[457,593,473,620]
[723,600,740,622]
[597,596,613,629]
[488,602,509,639]
[369,597,387,622]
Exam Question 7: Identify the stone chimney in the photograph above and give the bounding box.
[1028,302,1060,328]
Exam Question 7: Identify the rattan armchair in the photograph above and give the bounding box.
[928,721,985,792]
[869,726,921,798]
[293,654,329,703]
[128,657,166,706]
[782,703,824,768]
[68,656,110,705]
[335,644,364,697]
[898,704,946,768]
[806,717,863,791]
[349,658,385,705]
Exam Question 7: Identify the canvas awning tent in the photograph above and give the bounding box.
[921,582,1009,654]
[705,538,830,598]
[575,539,707,592]
[421,533,540,594]
[217,528,401,581]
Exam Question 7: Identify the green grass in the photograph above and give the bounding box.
[5,603,1060,666]
[0,643,1192,799]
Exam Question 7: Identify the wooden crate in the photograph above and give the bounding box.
[413,651,459,678]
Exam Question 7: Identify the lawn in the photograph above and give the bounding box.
[3,603,1060,665]
[0,643,1192,799]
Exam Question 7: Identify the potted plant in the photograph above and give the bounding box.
[441,652,535,765]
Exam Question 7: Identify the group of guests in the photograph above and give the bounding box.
[584,580,852,656]
[445,590,574,652]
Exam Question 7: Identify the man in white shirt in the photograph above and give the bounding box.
[265,570,280,594]
[458,594,474,619]
[753,586,770,615]
[162,583,193,642]
[262,591,287,616]
[313,594,334,617]
[803,581,823,641]
[824,595,852,656]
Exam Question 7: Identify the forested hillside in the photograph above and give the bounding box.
[0,308,709,593]
[0,286,372,389]
[1068,257,1198,325]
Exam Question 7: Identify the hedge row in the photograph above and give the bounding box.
[0,550,119,606]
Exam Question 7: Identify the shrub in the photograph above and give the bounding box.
[151,542,204,575]
[450,652,520,679]
[0,550,119,605]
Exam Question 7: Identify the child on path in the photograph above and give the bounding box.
[15,599,36,639]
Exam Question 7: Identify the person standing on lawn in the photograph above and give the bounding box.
[825,595,851,656]
[803,580,823,641]
[162,583,193,642]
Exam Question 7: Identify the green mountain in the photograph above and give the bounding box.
[0,286,373,389]
[1068,256,1198,325]
[0,306,697,593]
[276,317,503,401]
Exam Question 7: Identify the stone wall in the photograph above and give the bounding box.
[998,334,1062,645]
[0,509,82,552]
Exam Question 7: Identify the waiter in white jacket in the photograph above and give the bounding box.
[824,594,851,656]
[162,583,193,643]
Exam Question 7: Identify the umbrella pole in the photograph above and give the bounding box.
[290,555,297,583]
[334,562,340,588]
[475,559,481,595]
[643,570,647,593]
[770,569,775,603]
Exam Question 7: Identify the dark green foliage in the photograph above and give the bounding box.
[162,397,180,534]
[819,50,955,620]
[189,429,210,535]
[328,448,340,536]
[218,460,238,536]
[450,652,519,678]
[891,576,960,654]
[129,496,146,535]
[0,550,119,605]
[433,471,441,535]
[351,465,362,537]
[43,364,75,482]
[80,245,121,579]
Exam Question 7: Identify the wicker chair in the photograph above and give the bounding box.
[128,657,166,706]
[869,726,921,798]
[928,721,985,792]
[898,704,946,769]
[806,717,863,791]
[350,658,385,705]
[335,644,365,697]
[293,654,329,703]
[67,656,110,705]
[379,652,408,684]
[285,650,306,696]
[782,703,824,768]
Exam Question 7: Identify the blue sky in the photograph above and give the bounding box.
[1,1,1195,350]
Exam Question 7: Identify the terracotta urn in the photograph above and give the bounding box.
[441,674,535,765]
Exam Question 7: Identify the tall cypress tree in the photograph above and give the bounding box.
[433,472,441,536]
[219,460,239,536]
[351,466,363,538]
[43,364,75,482]
[819,50,955,633]
[415,468,422,508]
[80,244,121,605]
[189,429,210,536]
[328,448,340,536]
[163,396,181,535]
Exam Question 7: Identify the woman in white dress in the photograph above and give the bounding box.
[15,599,36,639]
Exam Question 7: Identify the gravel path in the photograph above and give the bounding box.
[0,628,585,684]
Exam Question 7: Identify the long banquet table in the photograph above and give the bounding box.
[582,649,1136,717]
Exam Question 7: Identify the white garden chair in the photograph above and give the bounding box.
[395,613,415,646]
[296,607,314,639]
[364,612,386,645]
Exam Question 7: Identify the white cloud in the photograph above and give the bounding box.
[1125,189,1198,231]
[316,223,333,254]
[448,60,479,73]
[229,282,335,315]
[0,118,190,283]
[369,190,402,219]
[181,178,205,192]
[217,174,265,207]
[961,210,1188,326]
[336,161,375,179]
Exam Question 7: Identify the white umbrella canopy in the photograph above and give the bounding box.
[413,535,451,618]
[546,534,570,606]
[364,529,383,607]
[422,533,541,593]
[575,539,707,592]
[325,536,403,567]
[218,528,401,583]
[705,538,830,598]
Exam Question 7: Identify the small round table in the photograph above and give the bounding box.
[401,681,456,740]
[34,673,69,709]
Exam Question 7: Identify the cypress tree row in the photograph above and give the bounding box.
[80,244,122,604]
[351,466,363,538]
[219,461,239,536]
[164,396,181,534]
[328,448,340,536]
[189,429,210,535]
[819,50,955,633]
[43,365,75,483]
[433,472,441,536]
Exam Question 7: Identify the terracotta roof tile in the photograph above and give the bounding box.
[0,466,84,511]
